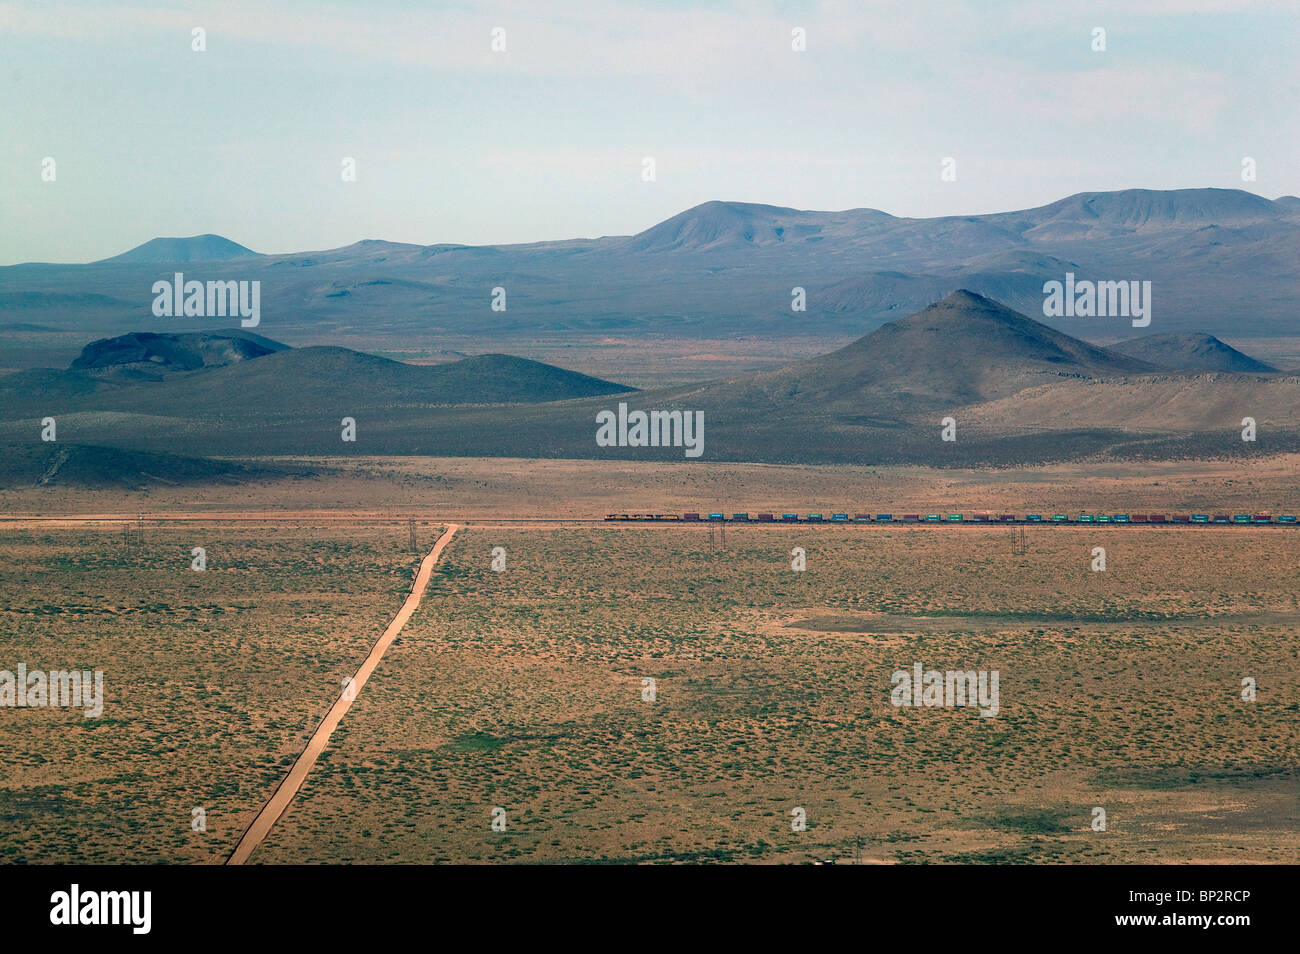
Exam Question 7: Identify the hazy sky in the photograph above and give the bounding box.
[2,0,1297,264]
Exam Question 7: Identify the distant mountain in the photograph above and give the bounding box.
[71,330,288,373]
[701,289,1153,413]
[992,188,1288,241]
[1271,196,1300,216]
[5,187,1298,358]
[1107,332,1277,373]
[97,235,260,264]
[617,200,893,253]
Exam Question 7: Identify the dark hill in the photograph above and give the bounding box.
[198,347,632,407]
[696,289,1154,413]
[44,346,635,419]
[70,330,288,373]
[0,442,276,489]
[1107,332,1277,373]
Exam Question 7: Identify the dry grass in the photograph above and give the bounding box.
[0,523,436,863]
[252,525,1300,864]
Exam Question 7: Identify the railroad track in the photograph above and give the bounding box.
[603,511,1300,526]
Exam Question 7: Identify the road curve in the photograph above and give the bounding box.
[227,523,460,865]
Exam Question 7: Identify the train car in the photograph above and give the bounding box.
[684,513,701,521]
[1170,514,1190,523]
[1252,513,1272,524]
[756,513,775,522]
[1025,514,1043,522]
[1051,514,1069,523]
[1079,513,1095,523]
[972,512,991,523]
[1191,514,1210,523]
[781,513,799,522]
[731,513,750,522]
[1232,514,1251,524]
[875,513,893,522]
[925,514,943,522]
[708,513,725,521]
[946,513,963,522]
[854,513,872,522]
[661,514,682,521]
[831,513,849,522]
[806,513,824,522]
[1279,514,1297,523]
[1131,514,1148,523]
[998,514,1016,522]
[1148,514,1167,523]
[1113,514,1130,523]
[902,514,920,522]
[1213,514,1231,523]
[604,514,619,521]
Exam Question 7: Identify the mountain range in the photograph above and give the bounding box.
[3,188,1298,358]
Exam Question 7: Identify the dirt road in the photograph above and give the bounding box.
[226,523,460,865]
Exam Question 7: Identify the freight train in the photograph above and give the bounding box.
[604,511,1298,525]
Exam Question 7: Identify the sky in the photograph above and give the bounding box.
[1,0,1297,264]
